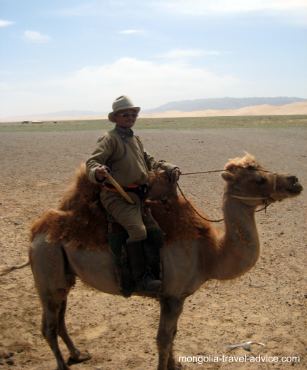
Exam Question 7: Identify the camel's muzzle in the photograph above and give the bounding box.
[286,176,303,195]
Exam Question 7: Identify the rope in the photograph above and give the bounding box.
[181,169,225,176]
[179,169,225,222]
[177,183,224,223]
[181,169,275,176]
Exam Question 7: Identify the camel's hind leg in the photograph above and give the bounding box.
[30,234,89,369]
[41,295,70,370]
[157,296,185,370]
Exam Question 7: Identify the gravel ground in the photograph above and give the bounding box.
[0,127,306,369]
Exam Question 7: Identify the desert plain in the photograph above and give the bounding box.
[0,117,306,369]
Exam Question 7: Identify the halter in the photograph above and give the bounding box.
[230,172,277,205]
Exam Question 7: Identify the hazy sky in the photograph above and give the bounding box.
[1,0,307,118]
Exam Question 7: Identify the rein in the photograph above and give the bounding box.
[177,183,224,223]
[181,170,225,176]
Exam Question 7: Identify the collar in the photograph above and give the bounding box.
[115,126,134,139]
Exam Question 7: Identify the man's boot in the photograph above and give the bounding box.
[107,224,133,297]
[143,227,163,279]
[126,241,161,293]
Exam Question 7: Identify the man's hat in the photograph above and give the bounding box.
[108,95,140,122]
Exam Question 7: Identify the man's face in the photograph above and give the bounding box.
[114,109,138,128]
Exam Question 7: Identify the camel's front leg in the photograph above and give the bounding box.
[157,296,185,370]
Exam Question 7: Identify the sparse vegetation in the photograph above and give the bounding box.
[0,115,306,132]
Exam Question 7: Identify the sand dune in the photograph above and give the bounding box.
[142,101,307,118]
[2,102,307,122]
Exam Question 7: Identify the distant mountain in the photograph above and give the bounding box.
[148,97,307,113]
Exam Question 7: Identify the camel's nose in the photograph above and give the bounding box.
[286,175,303,194]
[287,175,298,184]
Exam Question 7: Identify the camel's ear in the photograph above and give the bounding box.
[222,171,235,182]
[157,169,168,181]
[154,169,166,177]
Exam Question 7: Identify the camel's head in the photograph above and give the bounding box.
[147,170,178,201]
[222,153,303,206]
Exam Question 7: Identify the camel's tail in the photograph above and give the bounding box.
[0,260,30,276]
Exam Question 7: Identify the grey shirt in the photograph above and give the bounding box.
[86,126,176,187]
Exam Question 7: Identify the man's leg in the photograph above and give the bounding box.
[100,191,161,293]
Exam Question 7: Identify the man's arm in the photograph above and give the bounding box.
[86,134,113,184]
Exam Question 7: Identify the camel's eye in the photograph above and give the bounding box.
[247,165,257,171]
[255,176,267,185]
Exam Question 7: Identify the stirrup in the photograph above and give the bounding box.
[136,272,162,293]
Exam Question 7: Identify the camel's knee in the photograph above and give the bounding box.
[41,299,63,338]
[157,297,184,351]
[157,329,174,350]
[42,318,58,341]
[157,321,178,344]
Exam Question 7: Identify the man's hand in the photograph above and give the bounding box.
[95,165,111,182]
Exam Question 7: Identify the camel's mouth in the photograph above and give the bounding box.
[271,177,303,201]
[283,176,303,196]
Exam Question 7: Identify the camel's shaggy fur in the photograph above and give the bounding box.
[30,164,213,249]
[224,153,259,171]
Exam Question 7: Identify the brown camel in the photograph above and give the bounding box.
[28,153,302,370]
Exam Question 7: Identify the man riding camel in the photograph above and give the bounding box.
[86,95,180,294]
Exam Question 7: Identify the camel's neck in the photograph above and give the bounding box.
[211,193,260,280]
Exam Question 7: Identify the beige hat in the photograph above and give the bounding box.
[108,95,141,122]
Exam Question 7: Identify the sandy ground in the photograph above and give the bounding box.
[0,127,306,370]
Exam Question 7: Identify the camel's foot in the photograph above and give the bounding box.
[56,365,70,370]
[67,351,91,366]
